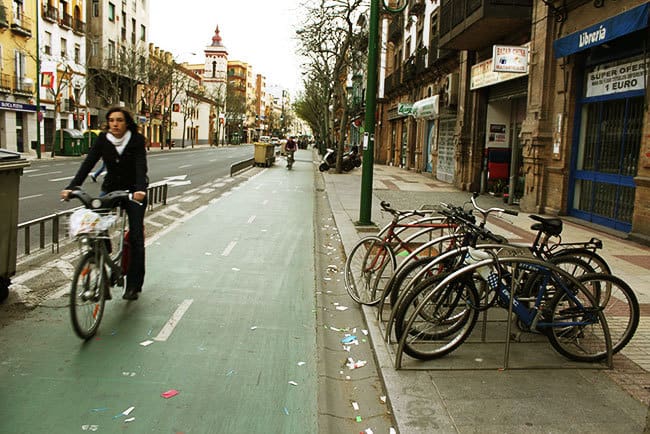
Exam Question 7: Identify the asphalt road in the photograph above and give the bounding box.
[18,145,254,223]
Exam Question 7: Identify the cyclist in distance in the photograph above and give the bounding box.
[60,107,149,301]
[285,136,297,167]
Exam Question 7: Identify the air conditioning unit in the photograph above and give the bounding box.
[441,73,458,107]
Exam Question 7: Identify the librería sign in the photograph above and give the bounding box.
[586,55,649,98]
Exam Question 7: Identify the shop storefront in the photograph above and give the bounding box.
[470,47,529,199]
[0,101,40,154]
[412,95,439,174]
[554,3,649,232]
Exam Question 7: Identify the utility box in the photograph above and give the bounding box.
[254,142,275,167]
[0,150,29,302]
[54,129,84,156]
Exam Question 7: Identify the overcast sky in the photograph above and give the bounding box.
[149,1,305,96]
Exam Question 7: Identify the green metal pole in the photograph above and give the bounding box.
[358,0,380,225]
[35,0,41,159]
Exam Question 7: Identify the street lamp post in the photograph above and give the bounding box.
[358,0,406,225]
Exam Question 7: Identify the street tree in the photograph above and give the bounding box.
[225,81,247,144]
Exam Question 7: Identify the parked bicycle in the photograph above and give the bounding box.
[66,189,139,340]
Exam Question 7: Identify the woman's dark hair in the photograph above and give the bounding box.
[105,107,138,134]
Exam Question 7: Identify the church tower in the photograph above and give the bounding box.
[203,26,228,99]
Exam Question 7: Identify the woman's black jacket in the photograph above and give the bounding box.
[66,131,148,193]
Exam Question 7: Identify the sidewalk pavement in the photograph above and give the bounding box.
[321,160,650,433]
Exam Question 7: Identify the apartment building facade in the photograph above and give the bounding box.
[0,0,38,154]
[39,0,87,154]
[377,0,650,240]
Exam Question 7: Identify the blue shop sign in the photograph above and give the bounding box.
[554,2,649,58]
[0,100,42,112]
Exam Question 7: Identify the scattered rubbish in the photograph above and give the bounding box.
[81,425,99,431]
[333,302,340,306]
[356,415,362,423]
[124,417,135,423]
[390,428,396,434]
[352,401,359,411]
[380,396,387,404]
[288,381,298,386]
[475,358,483,363]
[232,267,240,271]
[204,252,212,256]
[335,306,349,311]
[147,328,153,336]
[226,370,236,377]
[341,335,358,344]
[122,372,136,377]
[346,358,367,370]
[283,407,289,415]
[91,407,108,412]
[122,406,135,416]
[345,376,351,380]
[327,265,338,272]
[324,277,332,281]
[297,361,306,366]
[161,389,179,399]
[361,329,368,336]
[364,429,374,434]
[250,326,258,330]
[139,340,154,347]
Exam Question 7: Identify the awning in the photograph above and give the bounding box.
[411,95,439,119]
[553,3,650,58]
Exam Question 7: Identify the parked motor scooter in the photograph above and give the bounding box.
[319,145,361,172]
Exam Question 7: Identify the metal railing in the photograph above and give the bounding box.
[230,158,254,176]
[17,182,168,258]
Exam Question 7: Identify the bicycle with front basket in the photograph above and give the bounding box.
[66,189,139,339]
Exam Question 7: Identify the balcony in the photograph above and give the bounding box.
[388,14,403,43]
[428,35,455,66]
[11,12,32,37]
[60,12,72,29]
[439,0,532,50]
[42,4,58,23]
[402,56,416,83]
[383,67,401,95]
[0,5,8,29]
[0,73,11,93]
[73,19,86,35]
[13,77,33,96]
[408,0,425,16]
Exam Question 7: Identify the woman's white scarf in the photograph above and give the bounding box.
[106,130,132,155]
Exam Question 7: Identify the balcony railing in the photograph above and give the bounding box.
[42,4,58,22]
[73,19,86,34]
[14,76,33,95]
[0,73,12,93]
[388,14,403,43]
[11,11,32,37]
[0,5,8,28]
[439,0,532,50]
[60,12,72,29]
[383,66,401,95]
[428,35,455,66]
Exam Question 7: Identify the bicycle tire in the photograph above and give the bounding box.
[520,256,595,303]
[545,274,610,362]
[573,273,639,354]
[70,252,107,340]
[344,236,396,305]
[394,272,479,360]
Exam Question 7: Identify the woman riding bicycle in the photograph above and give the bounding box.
[60,107,148,301]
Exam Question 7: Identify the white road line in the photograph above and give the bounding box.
[28,171,62,177]
[50,176,75,182]
[247,215,256,224]
[221,241,237,256]
[153,299,194,342]
[19,194,43,201]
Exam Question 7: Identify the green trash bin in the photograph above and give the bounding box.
[82,130,102,154]
[0,150,29,302]
[54,129,84,156]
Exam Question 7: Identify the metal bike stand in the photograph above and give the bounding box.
[502,263,519,369]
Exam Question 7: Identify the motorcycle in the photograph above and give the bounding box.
[286,151,295,170]
[318,145,361,172]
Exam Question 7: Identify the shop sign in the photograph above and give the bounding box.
[554,3,649,58]
[492,45,529,74]
[470,58,527,90]
[586,55,649,98]
[0,101,40,112]
[397,103,413,116]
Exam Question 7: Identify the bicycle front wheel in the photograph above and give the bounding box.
[70,252,107,340]
[345,236,396,305]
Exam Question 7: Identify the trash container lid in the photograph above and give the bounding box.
[0,149,20,160]
[56,129,85,138]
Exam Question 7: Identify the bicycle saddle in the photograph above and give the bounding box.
[529,215,563,236]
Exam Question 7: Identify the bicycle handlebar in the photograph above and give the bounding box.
[469,194,518,225]
[68,189,140,209]
[380,201,425,218]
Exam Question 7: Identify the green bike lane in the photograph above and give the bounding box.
[0,161,318,433]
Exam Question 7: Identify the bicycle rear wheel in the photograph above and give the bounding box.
[546,276,609,362]
[70,252,107,340]
[345,236,396,305]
